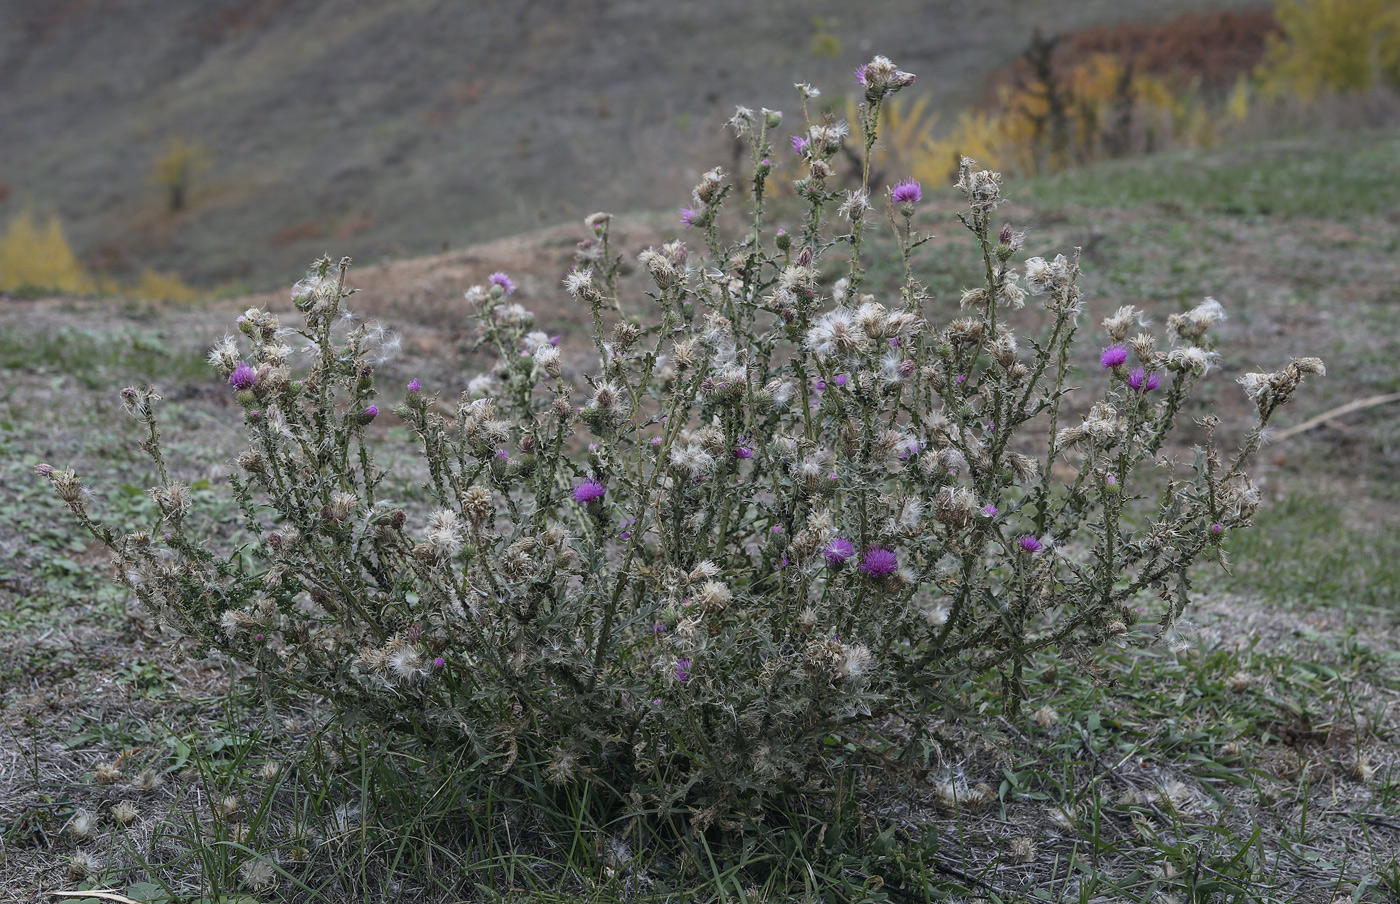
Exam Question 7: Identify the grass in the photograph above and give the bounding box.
[3,129,1400,901]
[0,325,210,390]
[1024,129,1400,220]
[1225,493,1400,612]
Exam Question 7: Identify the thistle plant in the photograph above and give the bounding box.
[41,57,1322,829]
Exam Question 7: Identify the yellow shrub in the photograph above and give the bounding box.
[131,268,198,303]
[0,208,95,294]
[912,54,1199,178]
[1262,0,1400,99]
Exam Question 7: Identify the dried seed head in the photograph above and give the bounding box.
[533,344,562,378]
[693,167,726,205]
[239,858,277,890]
[111,801,140,825]
[1166,297,1226,345]
[67,808,99,839]
[955,158,1002,212]
[835,643,872,680]
[68,851,100,882]
[638,248,678,290]
[1102,304,1148,342]
[461,486,494,529]
[955,288,988,313]
[932,487,977,529]
[696,581,732,614]
[131,768,163,792]
[1226,671,1253,692]
[390,647,426,683]
[1129,332,1160,367]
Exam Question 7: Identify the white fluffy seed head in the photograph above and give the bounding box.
[67,809,99,839]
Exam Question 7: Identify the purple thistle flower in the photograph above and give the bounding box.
[573,480,606,504]
[1019,535,1044,553]
[1101,345,1129,370]
[814,379,826,392]
[824,536,856,566]
[489,272,516,294]
[854,64,869,86]
[1210,522,1224,536]
[362,405,379,422]
[495,448,509,461]
[675,659,693,683]
[834,374,847,387]
[679,207,697,228]
[653,622,667,635]
[432,657,446,669]
[255,634,264,642]
[859,546,899,577]
[1127,368,1160,393]
[891,179,923,205]
[229,362,258,391]
[790,135,809,155]
[733,443,754,459]
[981,504,999,517]
[407,378,421,394]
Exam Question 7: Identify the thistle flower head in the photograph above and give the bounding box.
[890,178,922,205]
[859,546,898,577]
[1019,535,1045,553]
[229,362,258,391]
[823,536,855,565]
[489,272,516,295]
[1101,345,1129,369]
[1127,368,1160,393]
[573,480,606,504]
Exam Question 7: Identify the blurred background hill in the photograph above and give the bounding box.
[0,0,1279,293]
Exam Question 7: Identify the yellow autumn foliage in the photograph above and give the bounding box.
[919,54,1197,178]
[1261,0,1400,100]
[0,208,95,295]
[0,208,199,301]
[131,268,199,303]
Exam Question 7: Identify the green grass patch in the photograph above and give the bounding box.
[0,326,210,389]
[1225,492,1400,612]
[1024,129,1400,220]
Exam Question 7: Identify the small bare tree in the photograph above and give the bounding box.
[152,137,210,213]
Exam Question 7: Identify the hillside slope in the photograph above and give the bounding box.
[1,0,1260,289]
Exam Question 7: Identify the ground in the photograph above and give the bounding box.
[1,128,1398,902]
